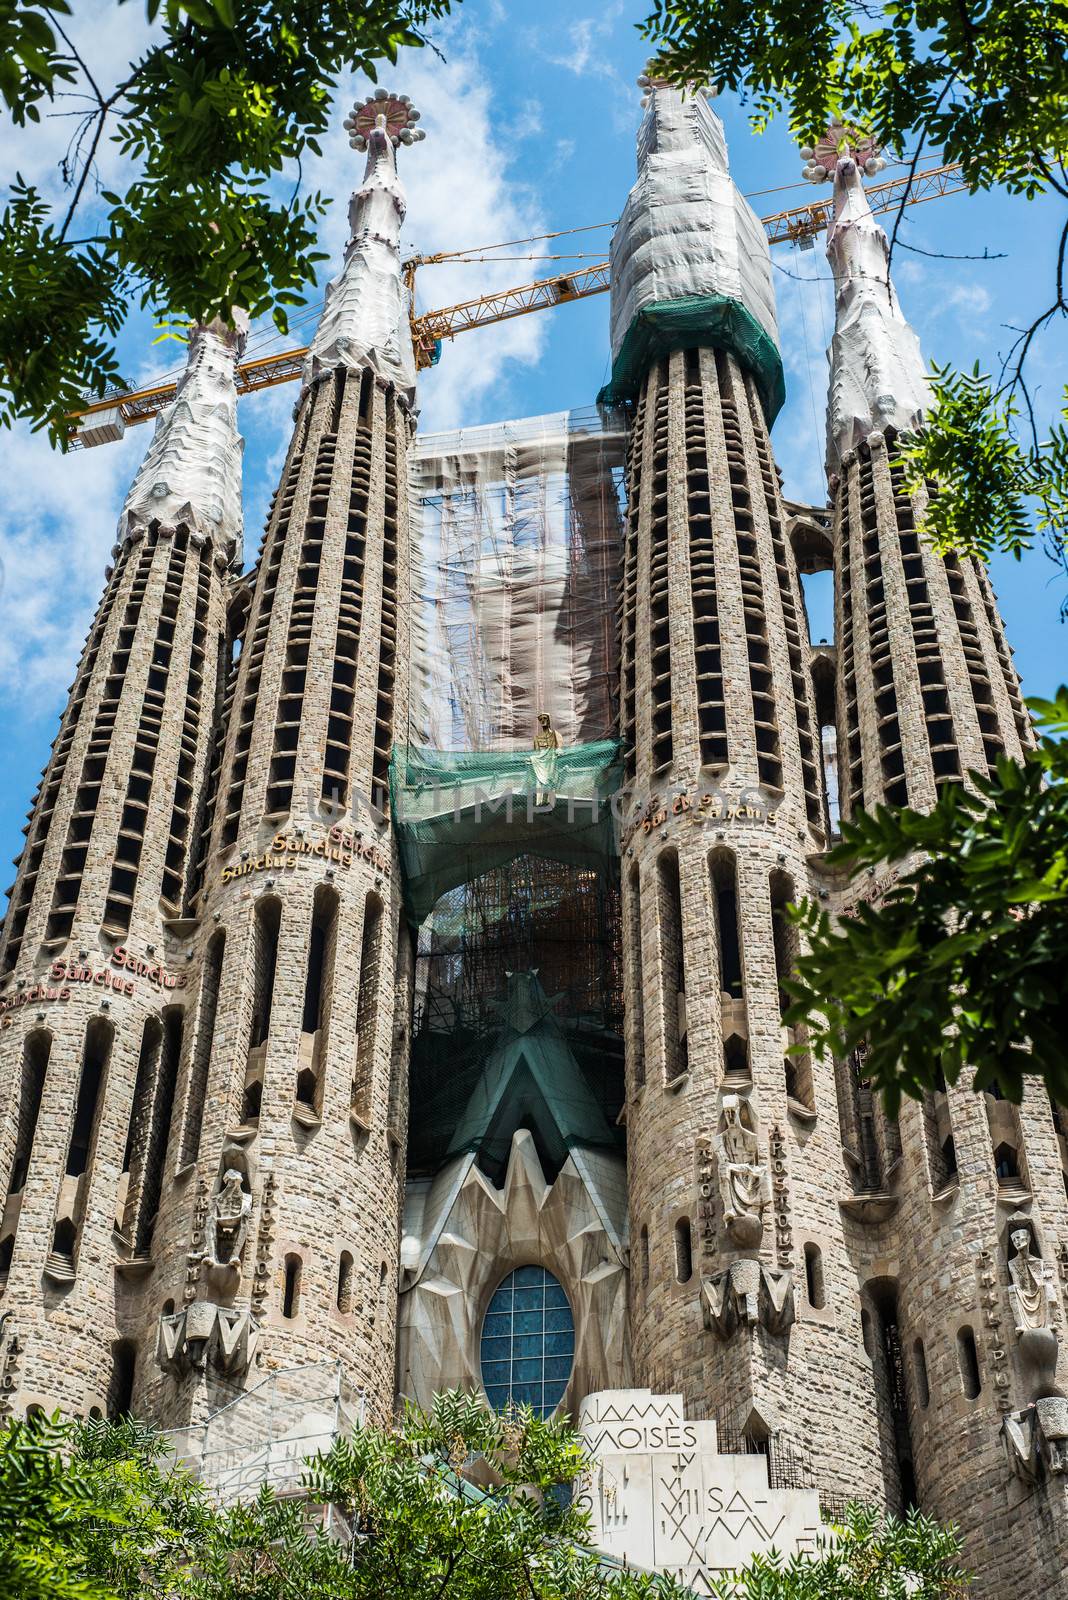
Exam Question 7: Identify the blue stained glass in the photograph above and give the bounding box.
[479,1265,575,1418]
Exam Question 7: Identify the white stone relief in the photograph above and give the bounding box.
[1007,1219,1058,1337]
[397,1129,629,1412]
[714,1093,767,1249]
[578,1389,822,1591]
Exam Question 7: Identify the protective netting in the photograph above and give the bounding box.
[596,294,786,420]
[406,407,626,752]
[390,741,621,925]
[165,1362,363,1506]
[407,856,624,1183]
[395,407,628,922]
[600,84,785,420]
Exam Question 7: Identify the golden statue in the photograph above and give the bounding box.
[531,711,562,807]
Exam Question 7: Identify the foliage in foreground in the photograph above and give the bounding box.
[785,689,1068,1114]
[0,1396,970,1599]
[899,367,1068,590]
[707,1504,969,1599]
[0,0,454,443]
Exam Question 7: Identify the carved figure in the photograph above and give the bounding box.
[531,712,563,807]
[714,1095,766,1249]
[206,1168,252,1272]
[1008,1221,1057,1336]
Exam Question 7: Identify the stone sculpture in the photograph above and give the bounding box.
[714,1094,766,1249]
[205,1167,252,1275]
[1007,1219,1057,1337]
[702,1261,795,1340]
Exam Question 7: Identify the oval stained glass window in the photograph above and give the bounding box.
[480,1265,575,1417]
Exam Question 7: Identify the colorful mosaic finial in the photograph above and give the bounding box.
[800,123,887,183]
[343,89,425,152]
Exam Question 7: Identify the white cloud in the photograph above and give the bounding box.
[0,424,143,706]
[543,2,625,79]
[509,99,544,140]
[946,282,993,317]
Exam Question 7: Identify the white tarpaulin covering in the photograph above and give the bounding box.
[825,155,931,471]
[406,408,626,753]
[608,85,780,371]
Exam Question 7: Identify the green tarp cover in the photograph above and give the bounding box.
[597,293,786,422]
[390,740,622,925]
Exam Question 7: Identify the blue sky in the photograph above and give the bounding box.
[0,0,1065,887]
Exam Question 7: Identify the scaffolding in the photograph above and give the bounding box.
[408,854,624,1180]
[165,1361,363,1507]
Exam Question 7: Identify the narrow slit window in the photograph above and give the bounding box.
[804,1242,825,1309]
[282,1254,302,1319]
[674,1218,693,1284]
[957,1326,981,1399]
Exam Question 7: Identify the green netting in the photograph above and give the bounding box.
[390,740,622,925]
[596,294,786,422]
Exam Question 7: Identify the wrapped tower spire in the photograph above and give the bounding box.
[118,315,248,563]
[304,88,424,403]
[805,128,931,473]
[601,76,783,417]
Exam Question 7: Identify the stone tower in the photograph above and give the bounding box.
[0,316,244,1416]
[813,127,1068,1593]
[605,80,888,1508]
[139,89,425,1424]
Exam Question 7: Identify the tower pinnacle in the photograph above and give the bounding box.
[117,315,247,562]
[304,90,425,405]
[601,72,783,417]
[805,125,931,473]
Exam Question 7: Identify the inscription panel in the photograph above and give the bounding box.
[578,1390,822,1594]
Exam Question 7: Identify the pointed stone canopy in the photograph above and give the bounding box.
[810,126,932,473]
[118,315,247,562]
[303,90,425,406]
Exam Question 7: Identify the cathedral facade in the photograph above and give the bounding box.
[0,80,1065,1597]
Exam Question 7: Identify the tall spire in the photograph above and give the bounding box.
[304,89,425,405]
[804,125,931,474]
[601,70,783,418]
[118,315,247,562]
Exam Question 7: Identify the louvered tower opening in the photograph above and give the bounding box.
[716,353,782,789]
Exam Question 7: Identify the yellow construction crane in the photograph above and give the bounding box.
[68,161,967,447]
